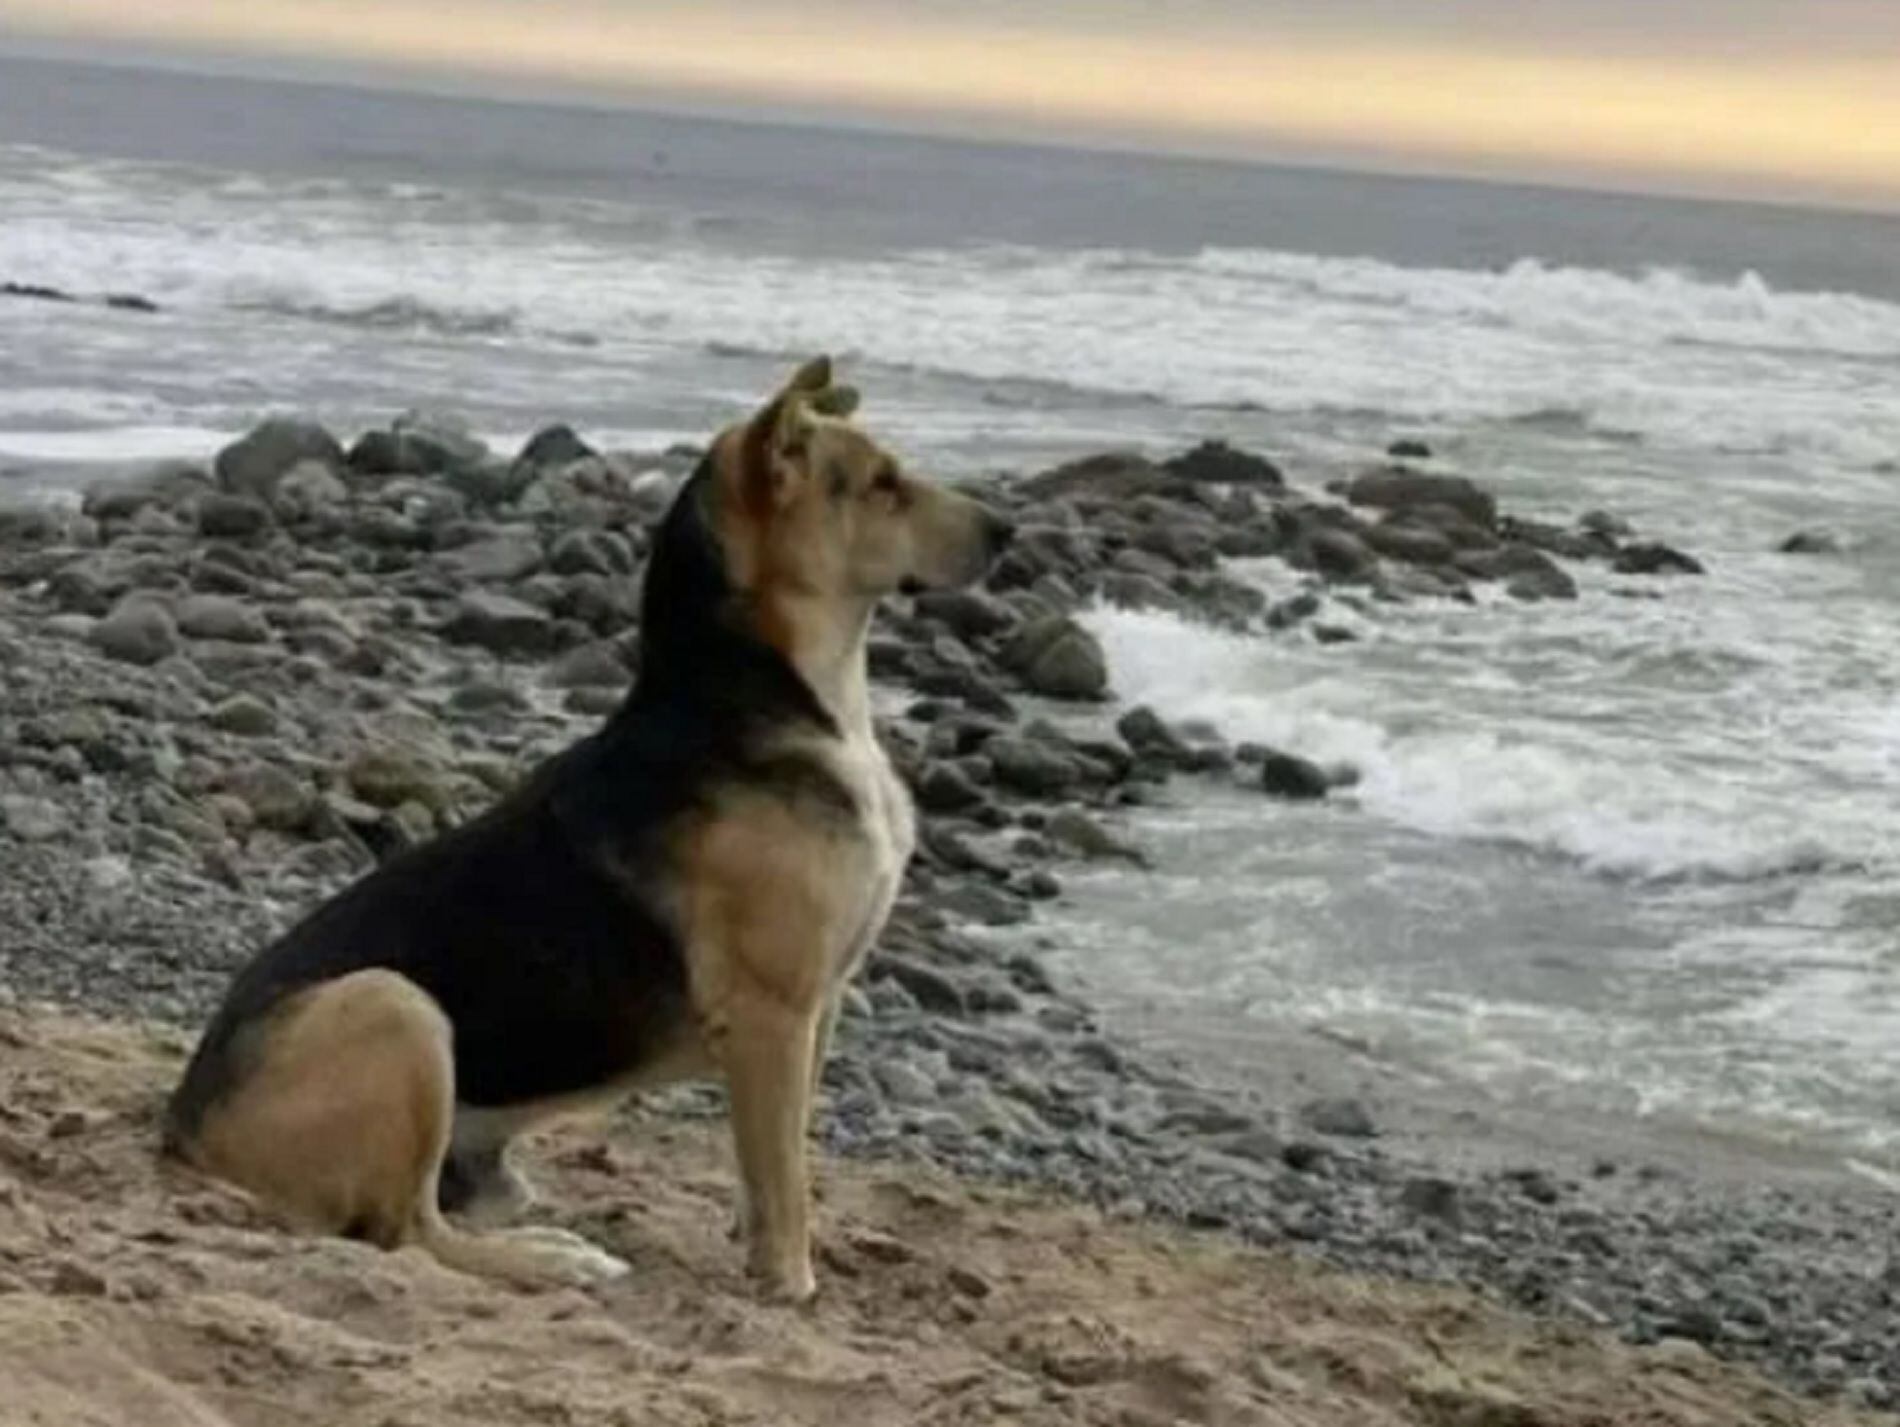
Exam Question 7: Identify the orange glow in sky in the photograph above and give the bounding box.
[4,0,1898,207]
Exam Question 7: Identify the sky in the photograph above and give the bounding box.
[2,0,1898,209]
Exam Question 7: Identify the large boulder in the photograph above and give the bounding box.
[1613,542,1705,576]
[215,418,345,501]
[515,423,596,471]
[1002,615,1109,701]
[1018,452,1173,503]
[1344,466,1497,528]
[176,594,272,644]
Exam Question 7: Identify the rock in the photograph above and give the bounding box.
[1163,439,1283,489]
[445,530,543,583]
[1613,542,1705,576]
[565,686,624,717]
[546,641,629,689]
[1778,529,1840,555]
[935,882,1032,927]
[176,594,271,644]
[1399,1176,1460,1220]
[1259,751,1329,801]
[215,417,345,500]
[224,762,312,834]
[272,460,350,518]
[547,529,635,578]
[1045,808,1147,866]
[1344,467,1497,528]
[1116,706,1190,761]
[89,597,180,666]
[1004,617,1109,701]
[206,693,277,736]
[440,591,556,654]
[1387,438,1433,460]
[876,955,967,1015]
[393,409,489,467]
[1364,522,1456,566]
[1019,451,1173,503]
[1455,544,1579,600]
[0,794,64,842]
[913,588,1017,640]
[515,423,596,470]
[916,762,986,813]
[346,747,446,811]
[196,493,273,539]
[1579,509,1633,539]
[1301,525,1379,583]
[985,737,1078,797]
[1300,1096,1376,1138]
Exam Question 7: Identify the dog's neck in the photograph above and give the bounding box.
[751,589,877,739]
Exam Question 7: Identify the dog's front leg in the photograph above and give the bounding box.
[717,982,821,1301]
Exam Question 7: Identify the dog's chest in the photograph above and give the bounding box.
[825,729,915,975]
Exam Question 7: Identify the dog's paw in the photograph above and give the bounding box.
[504,1227,631,1287]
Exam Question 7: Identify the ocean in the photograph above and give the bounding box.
[3,53,1897,1172]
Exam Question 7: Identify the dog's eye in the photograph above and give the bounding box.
[871,466,900,495]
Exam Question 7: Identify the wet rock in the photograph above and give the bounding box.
[1580,509,1633,539]
[1345,467,1497,528]
[89,597,180,666]
[1259,751,1329,801]
[1613,542,1705,576]
[1003,616,1109,701]
[1019,451,1172,504]
[515,423,596,470]
[1364,522,1456,567]
[1044,808,1147,866]
[346,747,447,812]
[176,594,271,644]
[985,737,1078,797]
[1778,529,1840,555]
[440,590,556,654]
[1301,525,1379,584]
[935,882,1032,927]
[1387,438,1433,460]
[216,417,345,501]
[1163,439,1283,489]
[876,955,967,1015]
[1455,544,1579,600]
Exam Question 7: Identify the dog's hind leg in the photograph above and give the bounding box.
[185,969,627,1288]
[440,1105,539,1225]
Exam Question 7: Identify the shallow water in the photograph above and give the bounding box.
[3,53,1897,1168]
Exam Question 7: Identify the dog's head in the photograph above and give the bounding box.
[710,357,1012,606]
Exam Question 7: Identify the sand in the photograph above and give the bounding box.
[0,1005,1880,1427]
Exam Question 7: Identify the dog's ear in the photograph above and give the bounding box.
[741,362,830,509]
[809,383,859,419]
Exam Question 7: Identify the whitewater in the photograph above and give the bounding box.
[2,61,1898,1169]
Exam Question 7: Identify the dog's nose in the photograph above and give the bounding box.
[985,510,1016,551]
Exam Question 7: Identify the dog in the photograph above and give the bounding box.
[163,357,1013,1301]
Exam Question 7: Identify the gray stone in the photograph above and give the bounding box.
[445,530,543,583]
[1044,808,1147,866]
[1260,751,1328,801]
[986,737,1078,797]
[546,641,630,689]
[440,591,556,654]
[916,761,985,813]
[1778,529,1841,555]
[272,460,350,519]
[1399,1176,1460,1220]
[0,794,65,842]
[89,597,180,666]
[1163,439,1283,488]
[196,494,273,539]
[1300,1096,1376,1138]
[515,423,596,470]
[206,693,277,736]
[1345,466,1497,527]
[176,594,272,644]
[913,588,1017,640]
[215,417,345,500]
[1613,543,1705,576]
[1005,616,1108,701]
[224,762,312,833]
[548,528,635,578]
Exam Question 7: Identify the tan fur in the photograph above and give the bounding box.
[182,970,629,1288]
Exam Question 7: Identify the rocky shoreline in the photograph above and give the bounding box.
[1,410,1894,1412]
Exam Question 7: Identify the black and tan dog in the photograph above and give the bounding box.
[163,358,1012,1300]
